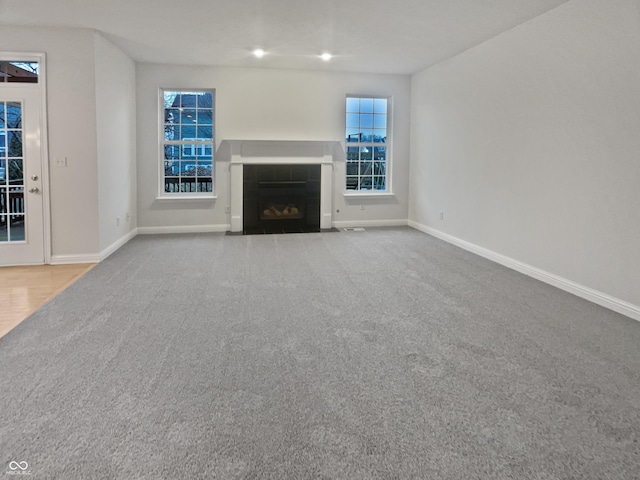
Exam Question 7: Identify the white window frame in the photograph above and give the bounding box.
[158,88,215,199]
[344,95,393,196]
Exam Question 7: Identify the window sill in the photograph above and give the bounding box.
[343,191,395,198]
[156,195,217,201]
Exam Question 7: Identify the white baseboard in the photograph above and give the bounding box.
[408,220,640,322]
[333,219,408,229]
[137,224,230,235]
[51,225,228,264]
[99,228,138,261]
[51,254,101,265]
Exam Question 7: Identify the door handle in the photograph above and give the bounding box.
[29,187,40,194]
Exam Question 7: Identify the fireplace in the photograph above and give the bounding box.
[224,140,339,234]
[243,164,320,234]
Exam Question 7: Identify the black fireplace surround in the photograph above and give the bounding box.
[243,164,321,234]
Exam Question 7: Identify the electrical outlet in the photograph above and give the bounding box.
[54,157,67,167]
[440,211,444,220]
[360,204,365,210]
[116,216,120,226]
[126,211,131,221]
[225,206,230,214]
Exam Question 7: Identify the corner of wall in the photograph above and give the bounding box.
[94,34,138,254]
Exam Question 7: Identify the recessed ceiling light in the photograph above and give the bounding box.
[253,48,265,58]
[320,52,332,61]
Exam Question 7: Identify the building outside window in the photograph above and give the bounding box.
[161,89,214,195]
[345,96,389,192]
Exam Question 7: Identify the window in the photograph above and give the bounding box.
[0,61,39,83]
[161,89,214,195]
[345,96,389,192]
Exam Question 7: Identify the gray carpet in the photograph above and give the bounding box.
[1,227,639,479]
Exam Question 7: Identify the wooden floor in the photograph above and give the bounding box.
[0,264,95,339]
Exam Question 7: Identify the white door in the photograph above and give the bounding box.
[0,86,45,265]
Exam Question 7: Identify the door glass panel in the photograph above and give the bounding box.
[6,102,22,128]
[0,61,39,83]
[9,215,25,241]
[0,101,25,243]
[8,159,22,179]
[10,188,24,214]
[8,132,22,157]
[0,189,5,239]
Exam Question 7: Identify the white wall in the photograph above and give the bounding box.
[94,33,137,254]
[410,0,640,310]
[0,26,100,259]
[136,65,411,230]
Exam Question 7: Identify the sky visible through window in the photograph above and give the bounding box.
[10,62,39,74]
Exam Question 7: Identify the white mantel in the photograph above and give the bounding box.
[222,140,342,233]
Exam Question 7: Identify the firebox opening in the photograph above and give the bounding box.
[243,164,321,235]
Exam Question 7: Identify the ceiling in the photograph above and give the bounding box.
[0,0,569,75]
